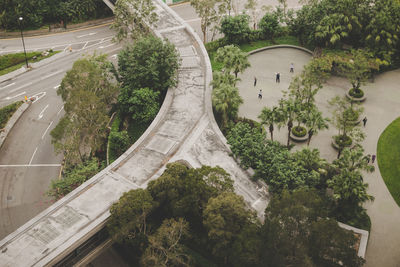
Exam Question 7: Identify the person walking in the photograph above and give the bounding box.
[372,154,376,163]
[363,117,367,127]
[276,72,280,83]
[254,76,257,87]
[290,63,294,73]
[366,154,371,164]
[258,89,262,99]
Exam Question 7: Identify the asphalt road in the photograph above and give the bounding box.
[0,35,123,239]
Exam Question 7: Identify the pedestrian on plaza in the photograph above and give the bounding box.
[254,76,257,87]
[290,63,294,73]
[258,89,262,99]
[363,117,367,127]
[276,72,280,83]
[372,154,376,163]
[366,154,371,164]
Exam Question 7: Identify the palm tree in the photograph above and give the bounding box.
[258,106,284,141]
[304,107,329,146]
[215,45,250,78]
[278,98,297,147]
[212,83,243,128]
[211,71,240,88]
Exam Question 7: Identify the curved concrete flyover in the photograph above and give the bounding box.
[0,1,268,266]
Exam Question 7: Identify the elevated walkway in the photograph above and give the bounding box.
[0,1,268,266]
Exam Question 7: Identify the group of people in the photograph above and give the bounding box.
[256,63,294,99]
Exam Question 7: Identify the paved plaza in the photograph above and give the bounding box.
[237,47,400,267]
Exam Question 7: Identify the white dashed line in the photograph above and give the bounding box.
[42,121,53,140]
[29,147,38,165]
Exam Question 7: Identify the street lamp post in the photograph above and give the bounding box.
[18,17,29,69]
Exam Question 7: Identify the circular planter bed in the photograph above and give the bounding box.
[346,88,366,102]
[344,109,362,126]
[331,135,353,150]
[290,126,308,142]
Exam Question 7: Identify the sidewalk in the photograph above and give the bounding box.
[237,47,400,267]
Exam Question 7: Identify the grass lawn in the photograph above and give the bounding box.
[0,51,60,76]
[0,101,23,129]
[377,117,400,206]
[207,35,300,71]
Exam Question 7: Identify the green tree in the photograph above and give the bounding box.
[118,87,160,123]
[219,14,251,44]
[47,158,100,200]
[303,106,329,146]
[261,189,364,267]
[118,36,180,93]
[147,163,234,229]
[212,83,243,128]
[278,97,297,147]
[108,130,131,161]
[244,0,260,29]
[227,122,267,169]
[259,12,280,40]
[108,189,156,245]
[111,0,158,42]
[214,45,251,78]
[211,71,239,88]
[258,106,284,141]
[203,192,258,265]
[337,49,379,95]
[190,0,219,42]
[51,55,117,166]
[327,168,374,209]
[141,218,191,267]
[364,0,400,64]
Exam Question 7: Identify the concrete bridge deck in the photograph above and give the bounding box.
[0,1,268,266]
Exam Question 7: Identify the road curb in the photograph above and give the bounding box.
[0,101,30,150]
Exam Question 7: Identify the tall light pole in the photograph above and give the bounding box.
[18,17,29,69]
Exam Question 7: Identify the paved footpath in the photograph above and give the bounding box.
[237,47,400,267]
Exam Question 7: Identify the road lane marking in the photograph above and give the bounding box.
[82,41,89,50]
[0,82,16,91]
[42,121,53,139]
[99,43,115,49]
[10,82,32,93]
[38,104,49,120]
[4,91,26,100]
[77,32,97,38]
[0,164,61,167]
[41,70,63,80]
[57,106,64,116]
[29,147,38,165]
[54,84,60,89]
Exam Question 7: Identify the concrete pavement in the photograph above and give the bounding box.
[237,47,400,267]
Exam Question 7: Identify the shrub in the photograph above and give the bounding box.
[0,101,23,128]
[219,14,252,45]
[292,125,307,137]
[349,88,364,98]
[259,13,281,40]
[334,135,353,148]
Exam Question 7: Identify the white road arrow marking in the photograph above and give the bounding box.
[30,91,46,104]
[4,91,26,100]
[38,104,49,120]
